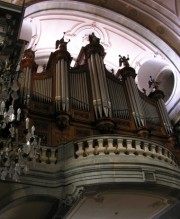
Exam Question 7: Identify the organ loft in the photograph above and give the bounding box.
[18,32,179,162]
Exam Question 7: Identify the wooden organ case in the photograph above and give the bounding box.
[19,33,175,149]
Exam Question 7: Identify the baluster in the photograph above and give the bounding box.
[163,149,168,162]
[157,146,163,160]
[150,144,158,159]
[49,149,57,164]
[76,142,84,158]
[126,139,135,155]
[168,153,173,164]
[167,151,174,164]
[97,138,104,155]
[135,140,144,156]
[113,139,118,154]
[86,140,94,156]
[117,138,126,154]
[143,142,151,157]
[40,147,48,163]
[170,154,176,165]
[108,138,115,155]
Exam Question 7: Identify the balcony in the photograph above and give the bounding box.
[24,135,179,191]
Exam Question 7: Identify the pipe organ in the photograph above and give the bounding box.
[19,33,175,147]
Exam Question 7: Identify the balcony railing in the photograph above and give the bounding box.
[37,136,177,167]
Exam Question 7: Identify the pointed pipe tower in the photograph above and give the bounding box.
[84,33,112,119]
[148,85,177,151]
[53,33,72,130]
[20,48,37,105]
[149,89,173,135]
[54,33,72,112]
[117,56,147,135]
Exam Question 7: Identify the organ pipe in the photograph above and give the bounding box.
[88,51,112,118]
[33,77,52,103]
[120,68,145,128]
[149,90,173,135]
[158,99,173,134]
[88,58,97,117]
[55,46,71,112]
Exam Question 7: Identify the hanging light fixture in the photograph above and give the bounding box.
[0,58,40,181]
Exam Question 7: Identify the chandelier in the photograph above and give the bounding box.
[0,59,40,181]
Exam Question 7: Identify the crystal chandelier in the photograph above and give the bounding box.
[0,59,40,181]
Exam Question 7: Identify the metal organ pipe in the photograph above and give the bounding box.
[80,73,84,110]
[89,55,101,117]
[49,78,52,102]
[61,59,65,110]
[99,55,112,117]
[130,77,145,126]
[76,72,79,108]
[44,79,47,102]
[125,80,137,126]
[87,60,95,101]
[158,99,173,134]
[90,55,101,101]
[21,66,32,104]
[40,78,43,102]
[95,54,105,99]
[88,59,97,117]
[88,53,112,118]
[95,54,107,116]
[20,67,27,100]
[72,73,76,107]
[33,77,52,103]
[24,67,29,98]
[125,78,139,126]
[83,73,89,110]
[55,61,58,109]
[125,76,145,127]
[64,61,69,111]
[35,80,39,100]
[55,60,61,110]
[77,71,81,109]
[27,68,31,99]
[55,56,69,112]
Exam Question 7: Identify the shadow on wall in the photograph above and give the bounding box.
[0,195,59,219]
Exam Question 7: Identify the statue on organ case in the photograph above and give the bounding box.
[55,32,70,50]
[119,55,130,67]
[89,32,100,44]
[148,76,160,91]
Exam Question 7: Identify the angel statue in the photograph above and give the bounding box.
[89,32,100,44]
[55,32,70,50]
[119,55,130,67]
[148,76,160,90]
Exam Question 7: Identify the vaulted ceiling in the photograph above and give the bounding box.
[23,0,180,56]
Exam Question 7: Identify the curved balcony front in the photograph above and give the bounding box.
[24,135,179,192]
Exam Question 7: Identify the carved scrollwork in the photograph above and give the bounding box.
[56,113,70,130]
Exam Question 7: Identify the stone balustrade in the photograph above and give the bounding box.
[75,136,177,166]
[35,136,177,167]
[26,136,180,190]
[39,146,58,164]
